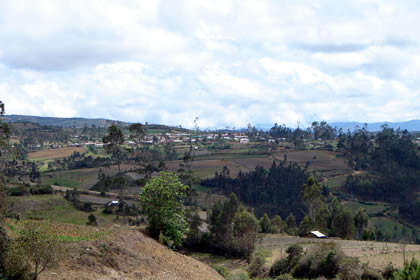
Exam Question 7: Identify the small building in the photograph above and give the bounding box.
[240,138,249,144]
[107,201,120,207]
[305,231,326,238]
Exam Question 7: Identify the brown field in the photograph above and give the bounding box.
[11,122,40,129]
[28,146,86,160]
[164,156,274,179]
[233,157,273,170]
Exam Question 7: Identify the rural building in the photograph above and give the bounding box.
[107,201,120,207]
[305,231,326,238]
[240,138,249,144]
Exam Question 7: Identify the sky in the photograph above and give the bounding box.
[1,0,420,129]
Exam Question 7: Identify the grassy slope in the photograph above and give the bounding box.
[9,194,117,225]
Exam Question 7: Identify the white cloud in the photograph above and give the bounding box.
[0,0,419,128]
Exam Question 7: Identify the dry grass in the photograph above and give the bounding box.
[260,234,420,271]
[35,224,224,280]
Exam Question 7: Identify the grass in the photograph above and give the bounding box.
[28,204,115,225]
[192,184,210,193]
[10,194,117,225]
[42,176,82,188]
[323,175,348,188]
[345,201,388,216]
[368,217,409,236]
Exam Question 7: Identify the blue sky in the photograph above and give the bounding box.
[1,0,420,128]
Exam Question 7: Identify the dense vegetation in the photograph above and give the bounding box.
[202,161,308,219]
[341,126,420,224]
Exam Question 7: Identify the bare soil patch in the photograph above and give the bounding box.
[38,224,223,280]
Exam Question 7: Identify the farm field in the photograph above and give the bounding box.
[260,234,420,270]
[28,146,86,160]
[188,234,420,277]
[40,163,139,189]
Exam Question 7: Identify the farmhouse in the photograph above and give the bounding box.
[239,138,249,144]
[305,231,326,238]
[107,201,120,207]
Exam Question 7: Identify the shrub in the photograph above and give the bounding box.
[275,274,294,280]
[270,244,303,277]
[393,258,420,279]
[30,184,53,195]
[293,242,343,279]
[73,201,94,212]
[382,262,397,279]
[210,263,230,278]
[248,250,266,278]
[3,221,64,280]
[8,185,29,196]
[361,267,382,280]
[337,257,363,280]
[86,214,98,226]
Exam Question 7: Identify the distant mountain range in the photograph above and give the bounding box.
[4,115,128,128]
[4,115,420,132]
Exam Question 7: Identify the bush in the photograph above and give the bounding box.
[30,184,53,195]
[86,214,98,226]
[393,258,420,279]
[382,262,397,279]
[103,205,114,214]
[77,202,94,212]
[275,274,294,280]
[270,244,303,277]
[8,185,29,196]
[337,257,363,280]
[210,263,230,278]
[361,267,382,280]
[293,242,343,279]
[248,250,266,278]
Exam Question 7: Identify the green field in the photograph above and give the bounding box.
[9,194,117,225]
[344,200,388,216]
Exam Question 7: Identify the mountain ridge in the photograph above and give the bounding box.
[5,114,420,131]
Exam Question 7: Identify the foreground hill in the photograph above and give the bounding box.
[29,223,223,280]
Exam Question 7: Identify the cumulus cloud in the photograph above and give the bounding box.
[1,0,419,128]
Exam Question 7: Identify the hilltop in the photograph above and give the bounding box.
[7,222,223,280]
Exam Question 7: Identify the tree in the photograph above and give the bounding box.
[129,123,145,144]
[301,176,324,223]
[139,171,189,248]
[271,215,285,233]
[185,208,202,247]
[259,213,272,233]
[298,216,313,236]
[232,207,259,258]
[208,193,242,255]
[102,124,124,172]
[4,220,64,280]
[354,208,369,239]
[330,207,355,239]
[285,212,298,235]
[112,176,128,223]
